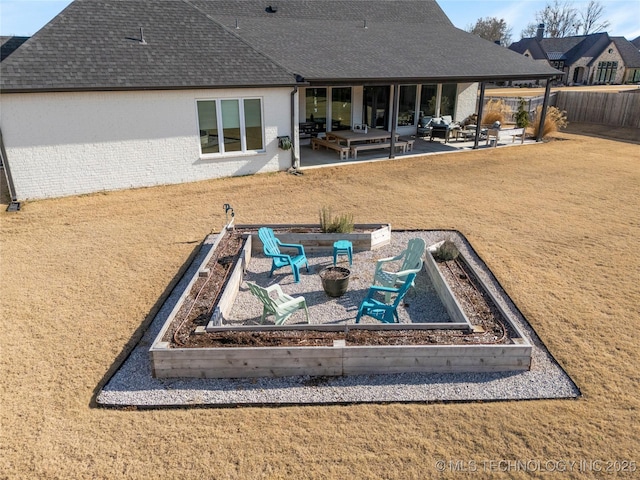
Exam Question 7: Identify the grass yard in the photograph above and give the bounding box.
[1,130,639,478]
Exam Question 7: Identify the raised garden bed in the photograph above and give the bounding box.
[150,226,532,378]
[239,223,391,253]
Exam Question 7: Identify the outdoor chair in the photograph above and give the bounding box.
[246,281,309,325]
[258,227,309,283]
[373,237,425,302]
[356,273,417,324]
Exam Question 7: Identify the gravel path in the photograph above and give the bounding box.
[97,231,580,407]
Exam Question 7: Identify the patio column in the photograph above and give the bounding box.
[291,86,300,169]
[473,82,486,149]
[389,83,399,159]
[536,80,553,142]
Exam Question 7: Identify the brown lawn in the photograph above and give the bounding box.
[1,130,639,479]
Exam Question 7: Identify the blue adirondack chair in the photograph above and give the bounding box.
[355,273,417,324]
[258,227,309,283]
[373,237,425,302]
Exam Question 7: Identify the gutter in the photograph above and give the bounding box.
[0,128,20,211]
[290,85,300,172]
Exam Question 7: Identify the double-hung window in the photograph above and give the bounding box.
[197,98,264,155]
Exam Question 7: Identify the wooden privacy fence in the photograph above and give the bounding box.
[555,91,640,128]
[483,94,557,124]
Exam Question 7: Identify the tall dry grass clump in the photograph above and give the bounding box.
[481,98,512,125]
[532,105,568,138]
[319,206,354,233]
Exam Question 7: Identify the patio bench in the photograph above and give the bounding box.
[486,128,525,147]
[350,141,408,159]
[311,137,349,160]
[404,139,415,151]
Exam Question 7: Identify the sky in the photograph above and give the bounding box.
[1,0,639,40]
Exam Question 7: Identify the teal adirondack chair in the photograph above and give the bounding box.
[373,237,425,302]
[258,227,309,283]
[356,273,417,324]
[246,281,309,325]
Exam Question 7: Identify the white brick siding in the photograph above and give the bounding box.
[1,87,293,200]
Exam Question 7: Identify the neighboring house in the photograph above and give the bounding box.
[0,0,558,200]
[0,36,29,61]
[631,36,640,49]
[510,26,640,86]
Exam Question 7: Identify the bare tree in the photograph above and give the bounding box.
[578,0,610,34]
[521,23,539,39]
[467,17,513,46]
[520,0,612,39]
[538,0,580,37]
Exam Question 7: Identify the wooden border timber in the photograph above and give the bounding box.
[208,235,252,327]
[150,342,531,378]
[425,241,473,329]
[237,223,391,253]
[150,227,232,351]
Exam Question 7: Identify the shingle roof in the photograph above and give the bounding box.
[1,0,560,93]
[632,36,640,49]
[612,37,640,68]
[0,0,297,91]
[508,38,548,60]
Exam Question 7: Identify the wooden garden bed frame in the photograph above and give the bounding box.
[150,225,532,378]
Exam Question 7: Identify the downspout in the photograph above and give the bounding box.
[0,128,20,211]
[290,85,300,171]
[536,80,553,142]
[473,82,486,150]
[389,83,399,159]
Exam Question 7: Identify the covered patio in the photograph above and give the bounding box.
[299,133,535,168]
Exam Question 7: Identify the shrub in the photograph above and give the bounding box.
[431,239,459,262]
[532,105,568,138]
[481,99,511,126]
[515,97,530,129]
[319,207,354,233]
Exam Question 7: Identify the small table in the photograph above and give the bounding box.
[333,240,353,266]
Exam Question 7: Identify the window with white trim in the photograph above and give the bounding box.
[197,98,264,155]
[595,61,617,84]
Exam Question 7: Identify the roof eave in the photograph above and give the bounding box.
[0,82,301,94]
[305,73,561,86]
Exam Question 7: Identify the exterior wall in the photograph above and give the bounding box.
[0,87,293,200]
[568,42,627,85]
[454,83,477,122]
[567,56,593,85]
[588,43,626,84]
[623,68,640,84]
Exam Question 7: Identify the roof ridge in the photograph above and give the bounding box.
[180,0,299,80]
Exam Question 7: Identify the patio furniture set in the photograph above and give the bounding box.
[417,115,493,143]
[311,128,415,160]
[251,227,426,325]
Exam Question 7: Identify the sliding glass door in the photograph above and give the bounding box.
[363,86,390,129]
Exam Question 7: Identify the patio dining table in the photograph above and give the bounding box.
[325,128,398,147]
